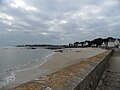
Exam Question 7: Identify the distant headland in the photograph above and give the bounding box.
[16,37,120,49]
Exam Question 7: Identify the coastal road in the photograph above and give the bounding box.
[98,49,120,90]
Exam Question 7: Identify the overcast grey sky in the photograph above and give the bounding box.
[0,0,120,45]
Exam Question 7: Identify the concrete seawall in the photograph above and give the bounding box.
[11,50,113,90]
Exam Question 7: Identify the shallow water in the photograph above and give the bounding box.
[0,46,52,89]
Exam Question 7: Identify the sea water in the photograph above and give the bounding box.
[0,46,52,89]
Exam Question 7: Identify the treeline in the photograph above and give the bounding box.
[70,37,120,47]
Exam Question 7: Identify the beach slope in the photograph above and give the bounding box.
[4,48,107,89]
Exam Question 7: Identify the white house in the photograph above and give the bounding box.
[91,44,97,47]
[108,39,120,48]
[78,43,82,47]
[101,42,106,47]
[83,42,89,46]
[108,42,115,47]
[115,39,119,46]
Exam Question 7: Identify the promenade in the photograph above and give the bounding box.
[98,49,120,90]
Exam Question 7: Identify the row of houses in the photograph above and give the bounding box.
[102,39,120,48]
[69,37,120,48]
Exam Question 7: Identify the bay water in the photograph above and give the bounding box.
[0,46,52,89]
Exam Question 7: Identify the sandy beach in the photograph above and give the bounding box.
[4,48,107,89]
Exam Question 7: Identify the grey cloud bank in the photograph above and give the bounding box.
[0,0,120,45]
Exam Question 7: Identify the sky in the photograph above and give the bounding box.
[0,0,120,45]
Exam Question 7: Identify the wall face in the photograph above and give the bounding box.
[12,50,113,90]
[74,50,113,90]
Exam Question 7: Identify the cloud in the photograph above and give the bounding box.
[0,0,120,45]
[10,0,38,12]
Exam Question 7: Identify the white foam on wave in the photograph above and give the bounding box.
[0,72,15,89]
[35,52,55,68]
[15,52,55,72]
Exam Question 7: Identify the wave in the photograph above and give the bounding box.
[0,51,55,89]
[16,52,55,72]
[0,72,15,89]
